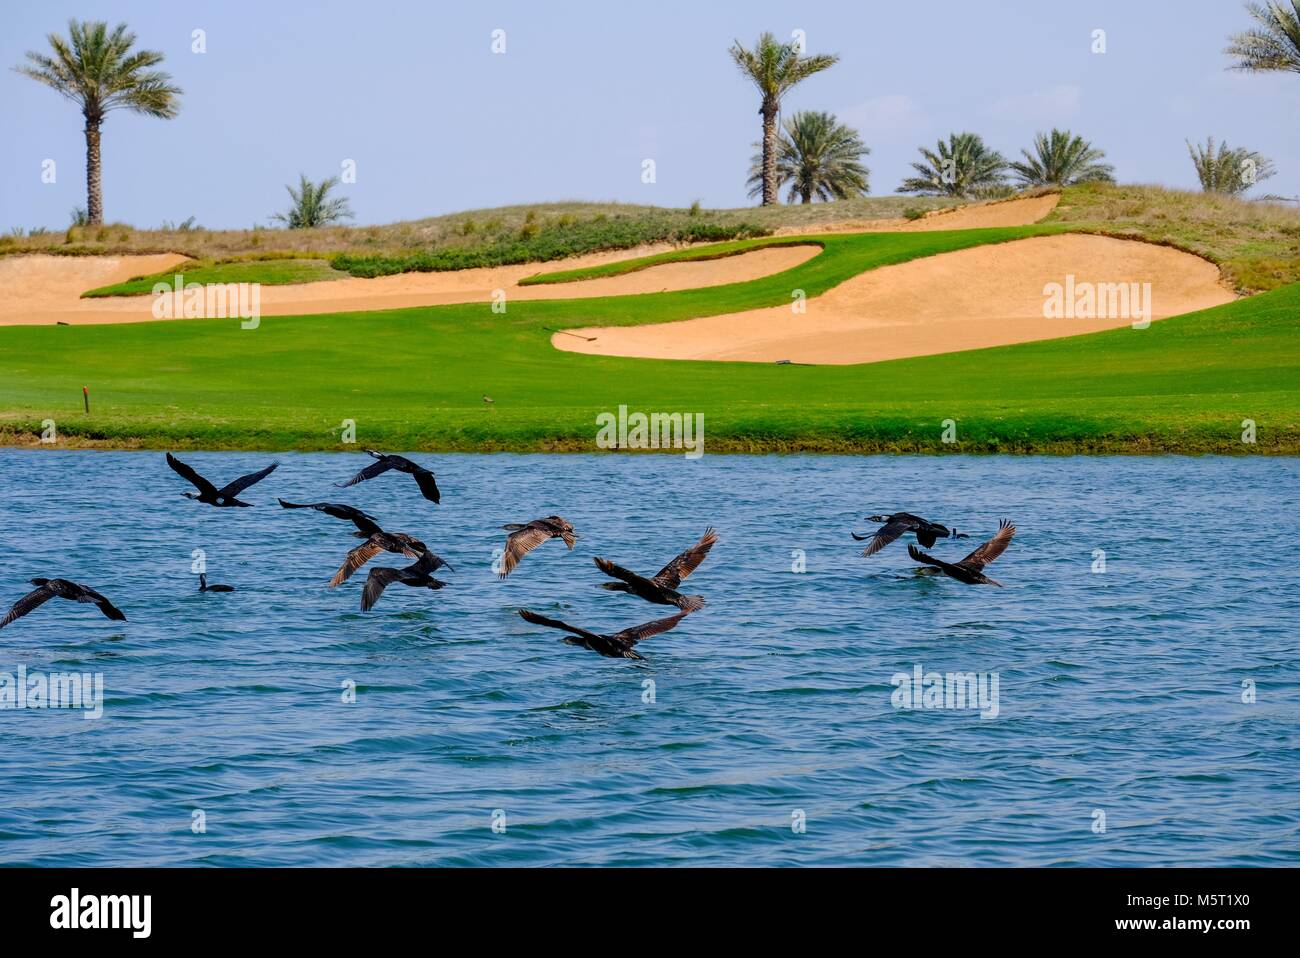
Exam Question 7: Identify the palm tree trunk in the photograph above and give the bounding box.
[760,99,779,206]
[84,120,103,225]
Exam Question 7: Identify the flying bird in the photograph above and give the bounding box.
[278,499,383,537]
[329,532,445,588]
[853,512,967,557]
[1,578,126,630]
[338,449,440,503]
[166,453,277,507]
[497,516,579,578]
[907,520,1016,586]
[361,550,449,611]
[198,573,234,593]
[594,527,717,612]
[517,608,689,660]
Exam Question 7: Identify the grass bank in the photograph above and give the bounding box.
[2,223,1296,455]
[1049,183,1300,292]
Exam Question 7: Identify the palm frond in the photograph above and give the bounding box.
[1225,1,1300,73]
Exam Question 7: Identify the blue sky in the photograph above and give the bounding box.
[2,0,1297,229]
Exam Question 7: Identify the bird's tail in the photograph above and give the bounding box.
[277,499,305,509]
[678,595,706,613]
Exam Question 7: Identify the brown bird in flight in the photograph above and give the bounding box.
[1,578,126,630]
[497,516,579,579]
[167,453,278,507]
[907,520,1016,586]
[517,608,689,660]
[338,449,440,503]
[594,527,717,612]
[361,550,450,611]
[329,532,448,588]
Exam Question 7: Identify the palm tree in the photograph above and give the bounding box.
[271,175,354,228]
[15,20,181,225]
[1225,1,1300,74]
[899,132,1008,198]
[746,111,870,203]
[729,33,839,206]
[1008,129,1115,187]
[1186,136,1277,194]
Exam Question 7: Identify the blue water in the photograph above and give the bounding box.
[0,450,1297,866]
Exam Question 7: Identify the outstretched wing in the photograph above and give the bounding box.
[518,608,602,643]
[408,550,452,575]
[858,516,913,557]
[957,520,1016,570]
[0,585,56,629]
[499,525,553,578]
[72,584,127,621]
[652,527,718,588]
[907,544,964,576]
[339,458,394,489]
[166,453,218,497]
[412,469,441,504]
[612,611,691,648]
[218,462,278,498]
[329,540,384,588]
[594,557,655,589]
[361,567,404,611]
[279,500,383,536]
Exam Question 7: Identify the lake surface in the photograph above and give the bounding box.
[0,451,1297,866]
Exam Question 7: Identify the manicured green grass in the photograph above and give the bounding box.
[518,237,822,285]
[84,258,344,297]
[1,223,1296,454]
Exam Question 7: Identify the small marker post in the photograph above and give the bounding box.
[83,385,89,414]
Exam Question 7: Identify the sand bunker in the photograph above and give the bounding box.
[553,234,1235,365]
[0,253,192,325]
[0,244,819,326]
[781,193,1061,235]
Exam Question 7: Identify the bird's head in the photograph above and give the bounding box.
[866,514,890,523]
[597,582,629,593]
[182,492,198,500]
[29,577,49,586]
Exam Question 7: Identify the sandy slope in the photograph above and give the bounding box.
[776,193,1061,235]
[0,244,819,326]
[553,234,1235,365]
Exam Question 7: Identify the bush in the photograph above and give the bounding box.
[332,215,771,279]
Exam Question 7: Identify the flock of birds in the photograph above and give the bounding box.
[0,456,1018,659]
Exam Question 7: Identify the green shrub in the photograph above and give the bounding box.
[332,216,771,278]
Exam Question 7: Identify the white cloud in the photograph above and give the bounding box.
[838,94,927,143]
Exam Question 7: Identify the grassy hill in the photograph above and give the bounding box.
[1,219,1297,455]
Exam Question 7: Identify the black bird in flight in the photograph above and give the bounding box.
[339,449,440,503]
[498,516,579,578]
[361,551,449,611]
[853,512,967,557]
[166,453,278,507]
[517,608,689,660]
[594,527,717,612]
[278,499,383,537]
[907,520,1016,586]
[1,578,126,630]
[198,573,234,593]
[329,532,445,588]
